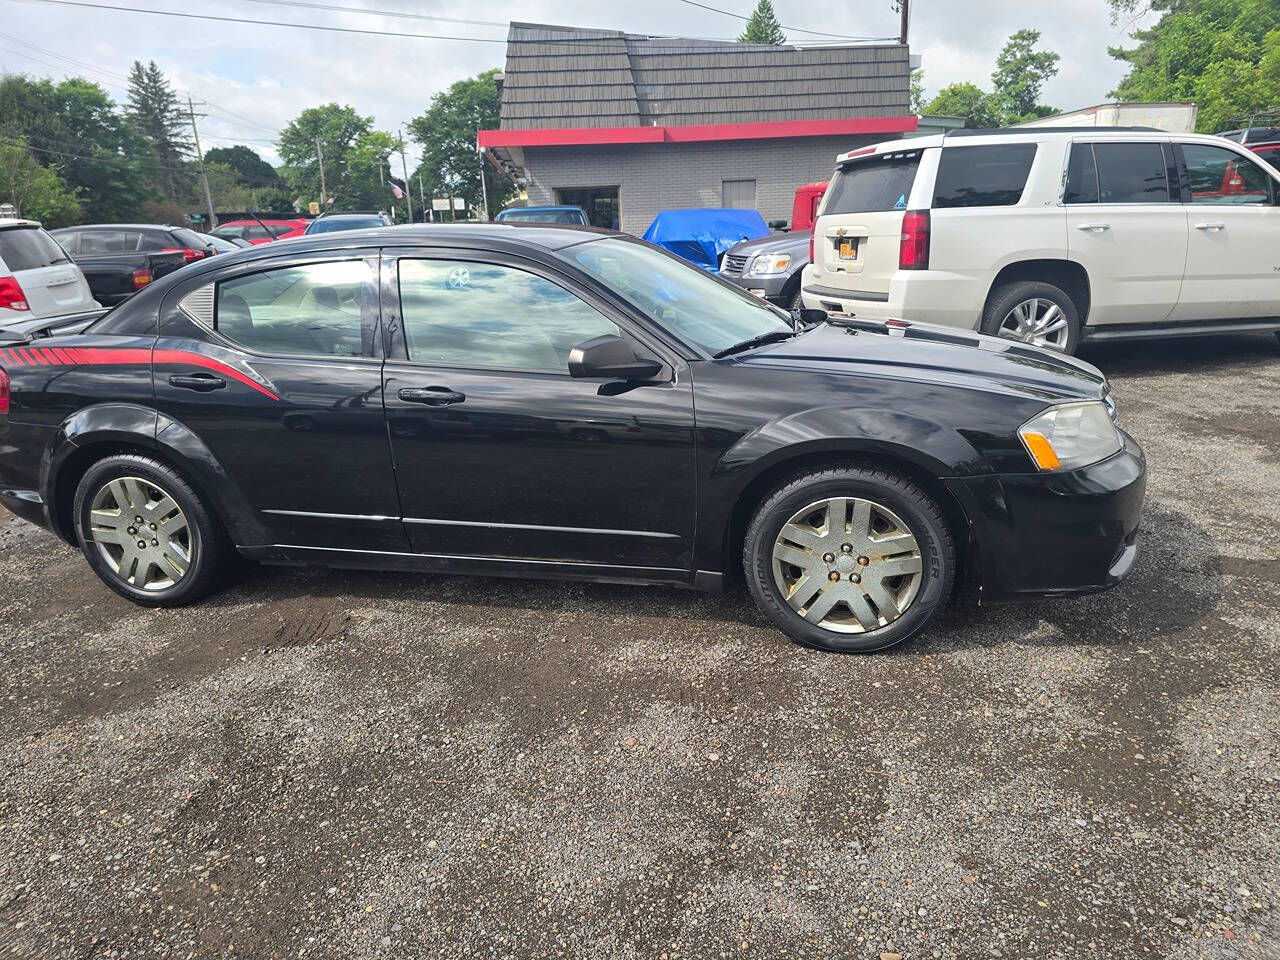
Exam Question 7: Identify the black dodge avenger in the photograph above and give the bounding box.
[0,224,1145,653]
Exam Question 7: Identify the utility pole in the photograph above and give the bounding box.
[397,128,414,223]
[187,96,217,229]
[315,136,327,209]
[896,0,909,46]
[418,174,429,223]
[478,149,490,221]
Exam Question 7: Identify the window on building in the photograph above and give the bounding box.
[555,187,621,230]
[722,179,757,210]
[215,260,369,358]
[932,144,1037,208]
[398,259,620,371]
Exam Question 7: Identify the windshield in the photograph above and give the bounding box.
[565,237,792,355]
[306,217,383,234]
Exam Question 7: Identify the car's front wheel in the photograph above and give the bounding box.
[73,454,226,607]
[744,465,956,653]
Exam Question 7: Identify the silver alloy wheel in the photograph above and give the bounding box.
[771,497,924,634]
[88,476,193,591]
[998,297,1070,350]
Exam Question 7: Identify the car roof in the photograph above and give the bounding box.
[49,223,183,232]
[834,128,1261,164]
[502,204,582,211]
[218,218,304,225]
[315,212,385,219]
[0,218,42,231]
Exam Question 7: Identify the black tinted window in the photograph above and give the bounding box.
[1182,143,1273,204]
[1093,142,1169,203]
[77,230,142,255]
[825,152,922,214]
[1064,144,1100,203]
[0,227,72,271]
[932,144,1037,208]
[399,259,620,372]
[216,260,370,358]
[171,228,208,248]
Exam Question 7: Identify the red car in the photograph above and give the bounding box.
[210,219,308,245]
[1249,142,1280,166]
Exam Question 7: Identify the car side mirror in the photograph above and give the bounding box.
[798,308,828,326]
[768,219,789,231]
[568,334,663,380]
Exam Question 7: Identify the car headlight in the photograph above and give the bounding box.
[747,253,791,276]
[1018,400,1122,471]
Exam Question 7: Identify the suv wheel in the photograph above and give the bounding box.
[982,280,1080,354]
[743,465,956,653]
[787,286,805,323]
[73,454,226,607]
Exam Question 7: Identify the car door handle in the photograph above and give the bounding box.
[1194,221,1226,231]
[168,373,226,392]
[1075,222,1111,232]
[399,386,465,406]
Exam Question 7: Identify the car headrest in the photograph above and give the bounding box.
[217,291,253,336]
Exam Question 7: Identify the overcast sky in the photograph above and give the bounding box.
[2,0,1152,170]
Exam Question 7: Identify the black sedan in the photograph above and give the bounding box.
[0,224,1145,653]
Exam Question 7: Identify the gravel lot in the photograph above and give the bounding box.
[0,333,1277,959]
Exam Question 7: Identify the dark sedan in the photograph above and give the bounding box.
[0,224,1145,653]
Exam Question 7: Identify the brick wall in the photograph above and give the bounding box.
[521,134,881,234]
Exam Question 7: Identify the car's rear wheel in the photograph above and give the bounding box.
[982,280,1081,354]
[73,454,226,607]
[744,465,955,653]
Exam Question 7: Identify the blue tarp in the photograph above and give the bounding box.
[641,208,770,272]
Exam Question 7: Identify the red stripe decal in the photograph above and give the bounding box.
[40,348,59,365]
[18,348,38,365]
[51,347,75,364]
[153,349,279,401]
[2,349,22,366]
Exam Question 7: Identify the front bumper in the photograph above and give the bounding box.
[719,269,792,304]
[946,430,1147,601]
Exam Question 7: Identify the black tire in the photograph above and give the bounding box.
[73,454,227,607]
[787,285,805,323]
[981,280,1081,355]
[743,465,956,653]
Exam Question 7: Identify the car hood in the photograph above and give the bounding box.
[727,230,811,258]
[740,319,1108,404]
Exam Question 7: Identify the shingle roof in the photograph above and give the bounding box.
[499,22,910,130]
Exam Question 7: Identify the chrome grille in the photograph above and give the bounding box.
[721,254,749,275]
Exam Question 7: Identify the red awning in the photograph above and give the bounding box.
[478,115,918,149]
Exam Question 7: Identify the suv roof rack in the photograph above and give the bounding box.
[943,126,1164,137]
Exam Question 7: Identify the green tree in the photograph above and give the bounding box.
[909,69,926,114]
[0,74,151,222]
[278,103,381,210]
[1108,0,1280,133]
[408,69,511,219]
[204,144,280,189]
[125,60,190,204]
[989,29,1061,124]
[925,81,999,128]
[0,139,80,226]
[738,0,787,44]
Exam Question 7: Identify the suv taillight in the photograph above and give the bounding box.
[808,230,815,265]
[162,247,206,262]
[0,366,10,415]
[0,276,29,311]
[899,210,930,270]
[132,268,153,288]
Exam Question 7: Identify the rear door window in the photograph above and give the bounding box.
[0,227,73,271]
[1092,142,1170,203]
[931,144,1037,208]
[824,151,922,214]
[78,230,142,255]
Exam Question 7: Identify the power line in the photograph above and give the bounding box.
[13,0,511,43]
[0,134,285,183]
[0,30,281,135]
[232,0,507,29]
[674,0,898,41]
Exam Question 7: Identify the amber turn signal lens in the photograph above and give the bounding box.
[1021,431,1061,470]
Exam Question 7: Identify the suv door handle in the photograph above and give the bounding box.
[168,373,226,392]
[1075,222,1111,232]
[399,386,466,406]
[1194,221,1226,231]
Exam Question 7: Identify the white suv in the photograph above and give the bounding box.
[801,129,1280,354]
[0,219,98,322]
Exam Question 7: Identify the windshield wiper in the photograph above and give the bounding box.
[712,329,795,359]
